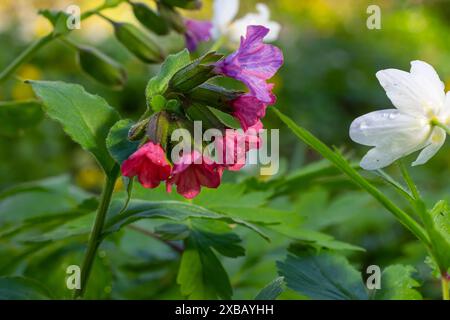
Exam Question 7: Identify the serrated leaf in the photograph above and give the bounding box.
[0,100,44,137]
[375,265,422,300]
[28,80,120,174]
[277,252,368,300]
[0,277,51,300]
[146,49,191,100]
[255,277,285,300]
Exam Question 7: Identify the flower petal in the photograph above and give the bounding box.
[412,127,446,166]
[376,64,445,116]
[349,109,429,147]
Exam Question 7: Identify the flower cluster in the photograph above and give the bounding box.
[122,25,284,199]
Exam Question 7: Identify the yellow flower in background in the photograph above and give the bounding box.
[12,64,41,100]
[76,166,104,190]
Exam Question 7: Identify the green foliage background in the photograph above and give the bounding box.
[1,0,450,299]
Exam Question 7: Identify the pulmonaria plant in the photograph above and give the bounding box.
[121,25,284,199]
[350,60,450,170]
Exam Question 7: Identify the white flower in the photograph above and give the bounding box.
[212,0,281,45]
[350,60,450,170]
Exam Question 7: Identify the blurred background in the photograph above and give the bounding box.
[1,0,449,299]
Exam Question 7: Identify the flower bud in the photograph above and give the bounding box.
[185,102,226,130]
[77,45,127,89]
[113,22,165,63]
[168,52,223,93]
[157,3,186,33]
[160,0,202,10]
[147,111,172,148]
[128,118,150,141]
[187,84,242,110]
[130,2,170,35]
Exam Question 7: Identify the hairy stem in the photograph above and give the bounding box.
[398,160,421,200]
[0,33,56,83]
[74,165,119,298]
[273,108,431,246]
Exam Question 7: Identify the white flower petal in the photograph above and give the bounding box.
[376,65,445,116]
[349,109,429,147]
[410,60,446,113]
[412,127,446,166]
[360,147,403,170]
[212,0,239,38]
[227,3,280,44]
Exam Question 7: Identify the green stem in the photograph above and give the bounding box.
[74,165,119,298]
[442,277,449,300]
[0,33,56,83]
[0,4,111,83]
[398,160,421,200]
[273,108,431,246]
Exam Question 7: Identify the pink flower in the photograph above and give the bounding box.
[230,88,276,131]
[166,150,221,199]
[215,25,283,103]
[184,19,213,52]
[215,125,262,171]
[122,142,172,188]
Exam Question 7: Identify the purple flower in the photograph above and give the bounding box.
[214,25,284,103]
[184,19,213,52]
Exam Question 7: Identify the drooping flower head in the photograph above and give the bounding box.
[122,141,172,188]
[166,150,222,199]
[214,124,262,171]
[215,25,284,103]
[350,60,450,170]
[184,19,213,52]
[230,86,276,131]
[212,0,281,45]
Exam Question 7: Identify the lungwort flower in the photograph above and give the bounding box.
[184,19,213,52]
[122,141,172,188]
[212,0,280,45]
[350,60,450,170]
[215,25,283,104]
[166,150,222,199]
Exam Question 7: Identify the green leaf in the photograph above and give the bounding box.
[375,265,422,300]
[28,80,120,174]
[0,100,44,137]
[277,252,368,300]
[255,277,285,300]
[177,233,233,299]
[103,199,269,241]
[427,200,450,272]
[0,277,51,300]
[191,219,245,258]
[146,49,191,100]
[106,119,140,164]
